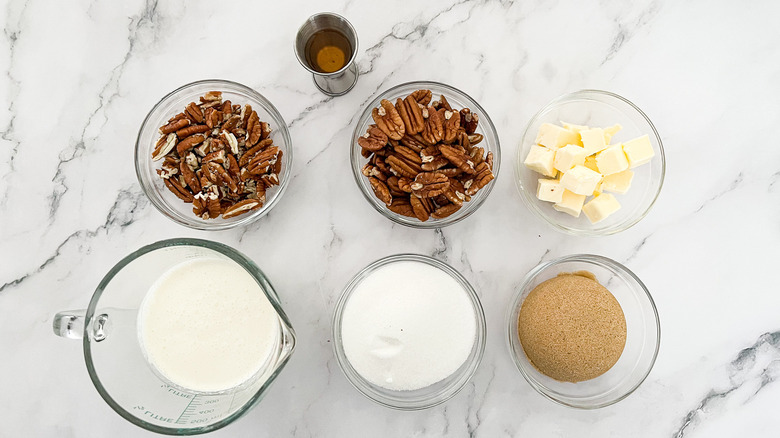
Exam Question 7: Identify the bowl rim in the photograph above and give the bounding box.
[350,80,501,229]
[332,253,487,410]
[135,78,293,231]
[505,253,661,409]
[514,89,666,236]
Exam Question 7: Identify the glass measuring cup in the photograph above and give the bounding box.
[52,238,296,435]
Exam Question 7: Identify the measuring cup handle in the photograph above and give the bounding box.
[53,310,110,341]
[53,310,86,339]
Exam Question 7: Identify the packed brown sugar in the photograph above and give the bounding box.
[517,272,626,382]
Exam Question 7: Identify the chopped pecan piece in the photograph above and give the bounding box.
[160,118,189,135]
[176,134,206,155]
[222,199,263,219]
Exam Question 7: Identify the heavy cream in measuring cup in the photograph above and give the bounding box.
[138,257,280,393]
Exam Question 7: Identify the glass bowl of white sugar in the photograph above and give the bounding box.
[332,254,487,410]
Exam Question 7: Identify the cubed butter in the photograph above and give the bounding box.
[580,128,608,155]
[593,180,604,195]
[560,165,602,195]
[553,144,586,173]
[561,121,589,132]
[596,144,629,175]
[535,123,580,150]
[584,155,599,172]
[603,124,623,144]
[601,169,634,194]
[553,190,587,217]
[524,145,556,177]
[622,134,655,168]
[582,193,621,224]
[536,178,565,203]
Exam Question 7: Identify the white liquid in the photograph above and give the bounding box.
[138,257,280,393]
[341,261,477,391]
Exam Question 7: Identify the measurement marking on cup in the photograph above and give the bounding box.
[175,397,197,424]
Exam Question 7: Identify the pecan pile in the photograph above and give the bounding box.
[151,91,282,220]
[358,90,495,221]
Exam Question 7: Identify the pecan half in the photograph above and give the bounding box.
[421,107,444,145]
[439,144,476,174]
[372,99,405,140]
[358,125,389,151]
[410,195,432,222]
[465,162,494,196]
[461,109,479,134]
[410,172,450,198]
[385,155,420,179]
[396,96,425,135]
[421,156,448,171]
[388,198,415,218]
[393,145,422,164]
[443,110,461,144]
[410,89,432,106]
[399,134,425,152]
[438,95,453,112]
[431,203,461,219]
[369,177,392,205]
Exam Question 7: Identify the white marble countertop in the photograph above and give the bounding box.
[2,0,780,436]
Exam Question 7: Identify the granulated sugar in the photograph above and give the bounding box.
[517,272,626,382]
[341,261,476,391]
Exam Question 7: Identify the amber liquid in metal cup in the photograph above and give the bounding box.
[304,29,352,73]
[295,13,359,96]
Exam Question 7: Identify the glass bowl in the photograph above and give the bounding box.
[515,90,665,236]
[135,79,293,230]
[350,81,501,228]
[507,254,660,409]
[332,254,487,410]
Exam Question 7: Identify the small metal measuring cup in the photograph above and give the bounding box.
[295,13,359,96]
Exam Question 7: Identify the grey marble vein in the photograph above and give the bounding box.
[0,186,147,293]
[602,0,662,64]
[0,0,29,206]
[673,331,780,438]
[432,228,448,261]
[466,362,497,437]
[693,172,743,214]
[49,0,161,219]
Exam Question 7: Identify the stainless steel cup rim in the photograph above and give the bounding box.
[294,12,359,77]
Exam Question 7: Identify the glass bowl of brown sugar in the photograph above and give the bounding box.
[507,254,660,409]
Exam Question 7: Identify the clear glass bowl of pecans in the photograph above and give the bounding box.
[135,79,292,230]
[351,81,501,228]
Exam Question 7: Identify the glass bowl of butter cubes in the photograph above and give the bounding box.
[515,90,665,236]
